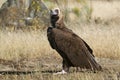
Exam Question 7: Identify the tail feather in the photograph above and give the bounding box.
[86,52,102,71]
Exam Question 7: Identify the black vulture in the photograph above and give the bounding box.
[47,8,102,74]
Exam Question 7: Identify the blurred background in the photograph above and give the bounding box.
[0,0,119,31]
[0,0,120,79]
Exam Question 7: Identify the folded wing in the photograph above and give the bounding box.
[52,28,102,71]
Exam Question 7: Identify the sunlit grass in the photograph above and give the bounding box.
[0,22,120,60]
[0,0,120,80]
[73,24,120,59]
[0,30,52,60]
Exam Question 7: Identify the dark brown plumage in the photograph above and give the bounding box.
[47,8,102,73]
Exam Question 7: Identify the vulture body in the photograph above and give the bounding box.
[47,8,102,73]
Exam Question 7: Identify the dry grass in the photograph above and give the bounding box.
[0,30,52,60]
[0,0,120,80]
[0,25,120,79]
[0,23,120,60]
[73,23,120,59]
[91,1,120,19]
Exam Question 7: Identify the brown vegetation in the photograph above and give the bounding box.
[0,0,120,80]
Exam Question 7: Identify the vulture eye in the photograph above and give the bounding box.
[54,9,59,15]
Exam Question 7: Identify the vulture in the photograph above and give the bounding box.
[47,8,102,74]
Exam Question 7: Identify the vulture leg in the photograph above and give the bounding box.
[53,60,68,75]
[53,59,69,75]
[54,59,70,75]
[62,59,70,72]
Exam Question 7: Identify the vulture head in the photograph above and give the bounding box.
[50,8,64,28]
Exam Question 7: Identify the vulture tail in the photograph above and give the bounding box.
[87,52,102,71]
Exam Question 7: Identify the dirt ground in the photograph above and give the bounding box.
[0,0,120,80]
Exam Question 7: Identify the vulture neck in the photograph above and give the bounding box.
[51,22,56,28]
[56,16,65,29]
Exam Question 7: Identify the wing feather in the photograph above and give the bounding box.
[52,28,101,70]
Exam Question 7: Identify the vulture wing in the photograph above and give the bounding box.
[81,39,94,57]
[52,28,101,71]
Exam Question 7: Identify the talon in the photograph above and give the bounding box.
[53,70,67,75]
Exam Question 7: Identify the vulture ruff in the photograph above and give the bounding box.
[47,8,102,74]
